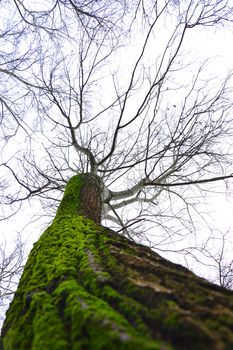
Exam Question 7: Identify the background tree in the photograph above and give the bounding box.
[1,0,233,323]
[0,236,24,330]
[207,231,233,289]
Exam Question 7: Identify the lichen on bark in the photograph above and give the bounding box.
[2,174,233,350]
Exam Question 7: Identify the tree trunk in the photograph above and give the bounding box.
[1,175,233,350]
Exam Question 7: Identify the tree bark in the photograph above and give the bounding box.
[1,175,233,350]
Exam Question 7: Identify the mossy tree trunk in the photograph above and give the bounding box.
[1,175,233,350]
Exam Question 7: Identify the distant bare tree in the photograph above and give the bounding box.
[175,231,233,290]
[0,236,24,329]
[218,260,233,290]
[210,232,233,290]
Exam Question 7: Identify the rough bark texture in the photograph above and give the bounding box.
[1,175,233,350]
[56,173,103,224]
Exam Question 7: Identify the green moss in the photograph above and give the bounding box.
[31,292,68,350]
[53,280,162,350]
[55,174,83,218]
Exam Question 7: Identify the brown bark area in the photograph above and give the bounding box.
[105,231,233,349]
[78,173,103,224]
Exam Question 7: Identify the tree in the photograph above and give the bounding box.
[208,232,233,290]
[0,236,24,330]
[1,174,233,349]
[1,0,233,345]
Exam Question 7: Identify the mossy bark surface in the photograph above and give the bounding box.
[2,175,233,350]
